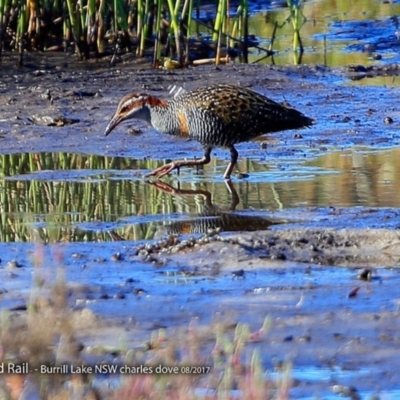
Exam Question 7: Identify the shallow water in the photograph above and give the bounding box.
[0,41,399,397]
[1,147,400,242]
[2,233,399,398]
[245,0,400,66]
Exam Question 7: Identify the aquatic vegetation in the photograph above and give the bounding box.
[0,0,256,64]
[286,0,305,54]
[0,0,312,66]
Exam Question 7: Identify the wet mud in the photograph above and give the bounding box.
[1,53,400,398]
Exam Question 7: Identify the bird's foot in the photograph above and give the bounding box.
[146,162,177,179]
[146,180,180,195]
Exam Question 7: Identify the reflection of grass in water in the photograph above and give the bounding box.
[0,177,162,243]
[0,153,169,243]
[2,149,400,243]
[0,246,288,399]
[0,152,272,243]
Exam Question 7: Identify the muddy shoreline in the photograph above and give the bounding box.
[1,53,400,398]
[1,54,400,164]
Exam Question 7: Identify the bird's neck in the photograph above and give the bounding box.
[132,96,165,125]
[147,97,181,136]
[145,95,168,109]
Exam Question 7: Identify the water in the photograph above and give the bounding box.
[1,2,400,395]
[1,148,400,242]
[243,0,400,66]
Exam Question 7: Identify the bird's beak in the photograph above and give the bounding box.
[104,114,121,136]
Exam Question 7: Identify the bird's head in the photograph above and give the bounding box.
[104,93,163,136]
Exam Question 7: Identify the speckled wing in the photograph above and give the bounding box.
[173,85,312,147]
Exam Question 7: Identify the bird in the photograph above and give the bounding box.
[104,84,313,180]
[149,180,277,238]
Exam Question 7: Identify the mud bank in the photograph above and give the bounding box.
[1,54,400,398]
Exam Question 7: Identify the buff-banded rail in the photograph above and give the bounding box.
[104,84,313,180]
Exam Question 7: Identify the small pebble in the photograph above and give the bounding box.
[71,253,84,259]
[127,128,142,135]
[232,269,245,279]
[111,252,123,261]
[333,332,345,340]
[271,252,286,260]
[358,268,372,281]
[5,260,23,269]
[332,385,360,400]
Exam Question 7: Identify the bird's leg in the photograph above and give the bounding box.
[146,180,211,202]
[224,180,240,210]
[223,146,239,180]
[146,147,212,179]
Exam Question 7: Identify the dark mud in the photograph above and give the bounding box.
[1,53,400,398]
[1,53,400,161]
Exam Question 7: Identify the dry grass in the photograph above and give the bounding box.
[0,245,291,399]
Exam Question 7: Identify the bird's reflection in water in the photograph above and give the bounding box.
[148,180,285,237]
